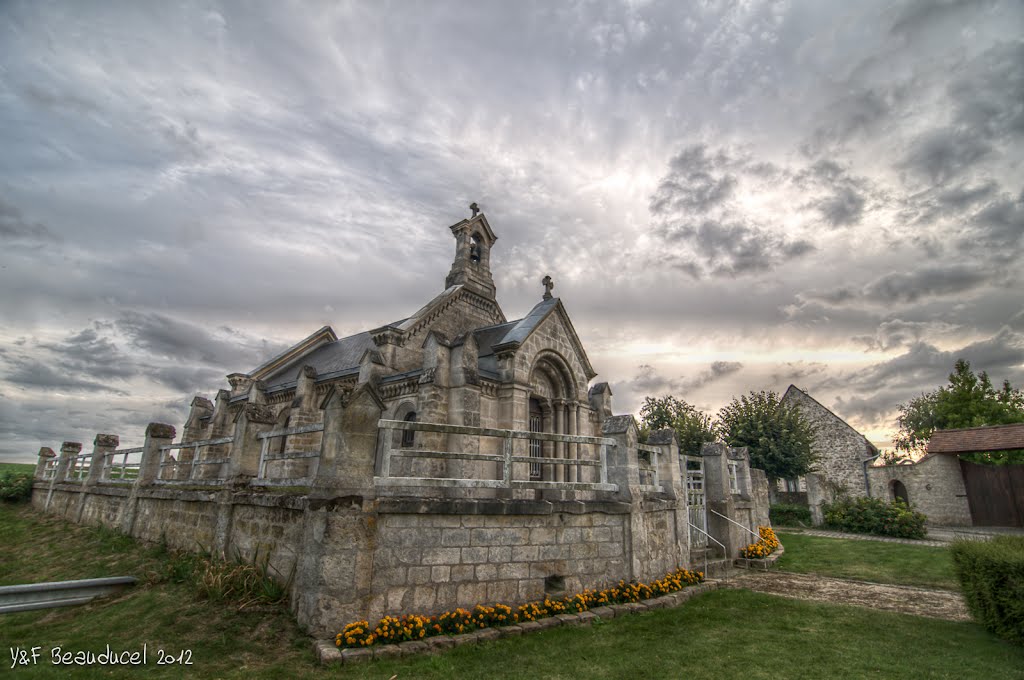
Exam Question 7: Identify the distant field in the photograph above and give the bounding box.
[0,462,35,474]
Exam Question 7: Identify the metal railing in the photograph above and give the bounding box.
[254,422,324,486]
[102,447,144,482]
[0,577,137,614]
[376,419,618,492]
[156,436,234,485]
[708,508,761,543]
[688,522,727,577]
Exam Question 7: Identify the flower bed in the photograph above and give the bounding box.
[739,526,780,560]
[336,567,704,649]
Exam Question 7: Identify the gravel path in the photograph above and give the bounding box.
[728,571,970,621]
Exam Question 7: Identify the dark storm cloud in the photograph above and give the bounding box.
[819,327,1024,422]
[2,357,124,394]
[649,145,739,216]
[853,319,962,352]
[803,265,992,307]
[679,361,744,392]
[656,219,815,278]
[813,186,866,227]
[967,192,1024,250]
[899,129,993,186]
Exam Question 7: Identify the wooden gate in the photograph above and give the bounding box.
[959,460,1024,527]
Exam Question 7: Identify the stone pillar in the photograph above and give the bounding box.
[86,434,119,484]
[588,383,613,420]
[136,423,176,485]
[647,429,683,499]
[568,403,578,483]
[226,402,277,482]
[313,382,384,497]
[601,416,639,502]
[119,423,176,536]
[34,447,56,480]
[199,389,233,480]
[55,441,81,482]
[553,402,564,483]
[42,442,81,513]
[76,434,118,523]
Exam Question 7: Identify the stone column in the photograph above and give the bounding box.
[42,442,81,513]
[76,434,118,523]
[553,402,564,483]
[34,447,55,480]
[136,424,176,486]
[86,434,119,484]
[568,403,578,483]
[55,441,81,483]
[601,416,639,502]
[119,423,175,536]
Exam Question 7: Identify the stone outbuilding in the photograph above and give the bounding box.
[779,385,879,501]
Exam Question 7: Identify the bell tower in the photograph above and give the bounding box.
[445,203,498,299]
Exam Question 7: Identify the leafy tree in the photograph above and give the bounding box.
[716,390,817,483]
[894,359,1024,464]
[638,395,717,457]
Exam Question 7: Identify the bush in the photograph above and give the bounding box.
[0,472,34,503]
[770,503,812,526]
[822,496,927,539]
[951,536,1024,644]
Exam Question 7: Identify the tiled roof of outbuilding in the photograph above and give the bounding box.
[927,423,1024,454]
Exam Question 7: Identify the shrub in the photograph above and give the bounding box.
[0,472,34,503]
[822,496,927,539]
[770,503,812,526]
[951,536,1024,644]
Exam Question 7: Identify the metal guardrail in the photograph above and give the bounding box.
[0,576,137,614]
[708,508,761,542]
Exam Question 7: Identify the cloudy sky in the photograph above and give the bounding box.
[2,0,1022,463]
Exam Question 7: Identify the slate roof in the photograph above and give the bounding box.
[493,297,559,348]
[260,331,377,389]
[927,423,1024,454]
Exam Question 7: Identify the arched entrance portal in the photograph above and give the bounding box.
[891,480,910,506]
[528,352,581,483]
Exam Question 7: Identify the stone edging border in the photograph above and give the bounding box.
[314,581,722,666]
[733,541,785,570]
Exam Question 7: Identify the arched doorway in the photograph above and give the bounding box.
[527,352,579,483]
[891,480,910,506]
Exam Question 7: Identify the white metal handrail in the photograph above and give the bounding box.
[688,522,727,577]
[708,508,761,542]
[376,419,618,492]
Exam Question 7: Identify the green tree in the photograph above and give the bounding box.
[716,390,817,483]
[638,395,717,457]
[894,359,1024,464]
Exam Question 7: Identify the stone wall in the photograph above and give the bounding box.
[783,387,875,498]
[866,455,972,526]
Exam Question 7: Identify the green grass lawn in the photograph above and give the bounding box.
[2,503,1020,679]
[775,531,959,590]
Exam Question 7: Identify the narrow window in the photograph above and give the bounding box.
[728,461,740,494]
[401,411,417,448]
[529,399,543,480]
